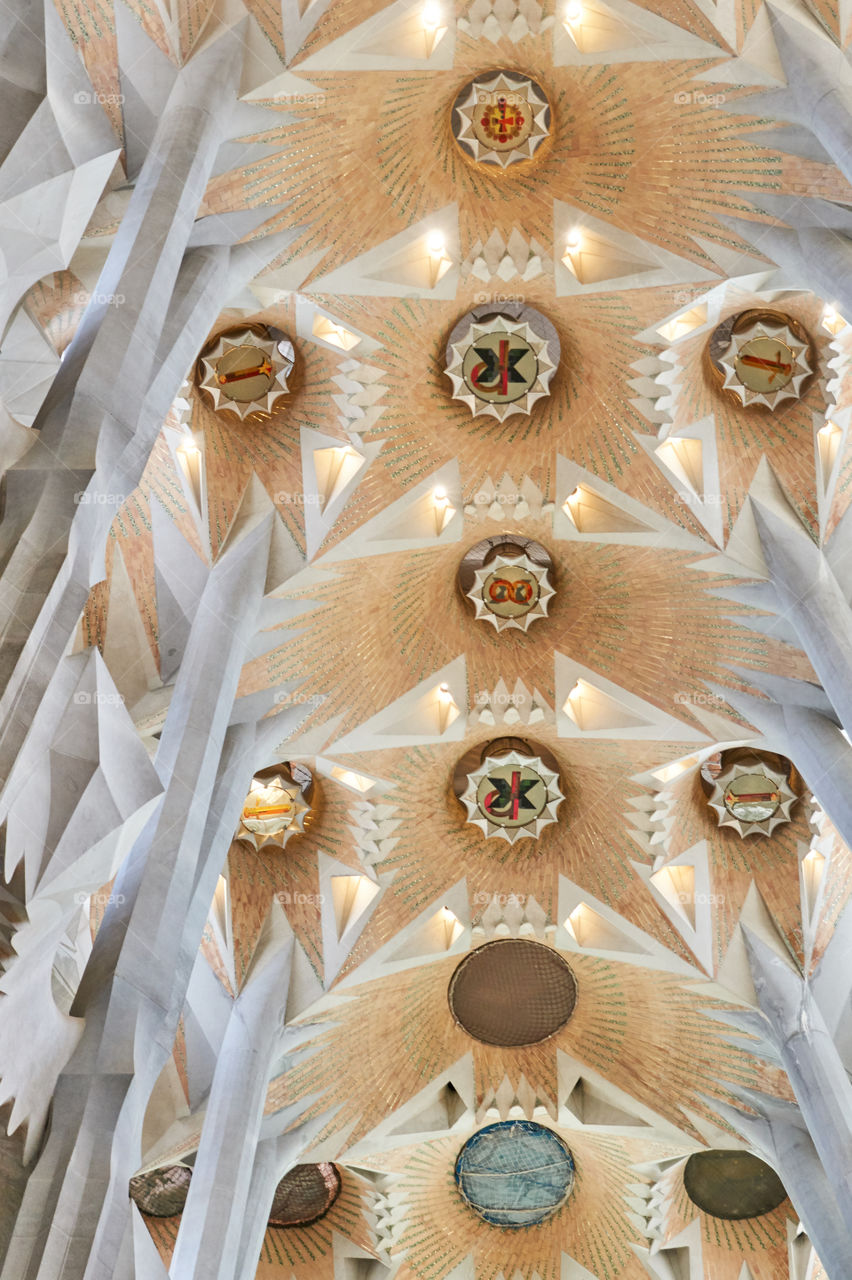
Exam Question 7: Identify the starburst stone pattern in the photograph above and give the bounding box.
[706,758,798,839]
[236,771,310,851]
[716,314,813,410]
[461,749,563,843]
[197,325,295,421]
[451,70,551,169]
[465,551,554,632]
[444,306,558,421]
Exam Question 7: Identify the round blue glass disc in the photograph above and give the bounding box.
[454,1120,575,1228]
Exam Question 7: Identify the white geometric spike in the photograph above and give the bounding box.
[348,1059,475,1147]
[331,873,381,941]
[0,153,120,336]
[637,416,724,548]
[326,656,467,753]
[557,878,698,975]
[458,0,553,43]
[318,462,462,561]
[0,306,60,426]
[388,904,465,961]
[162,426,208,550]
[304,205,460,298]
[816,408,850,539]
[130,1202,172,1280]
[465,471,553,522]
[695,4,784,87]
[318,852,389,986]
[715,882,795,1007]
[102,542,161,711]
[563,1076,653,1130]
[470,678,554,729]
[556,654,709,742]
[562,901,652,956]
[299,428,381,559]
[554,202,718,295]
[554,457,711,551]
[295,0,455,70]
[554,0,724,65]
[634,841,715,975]
[561,1254,603,1280]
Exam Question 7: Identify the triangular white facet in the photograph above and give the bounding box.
[554,202,718,296]
[556,654,709,742]
[317,462,462,561]
[327,656,467,753]
[554,0,725,64]
[636,416,723,547]
[299,427,381,559]
[554,458,711,551]
[305,205,459,298]
[295,0,455,70]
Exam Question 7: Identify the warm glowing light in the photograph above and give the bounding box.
[564,228,582,252]
[435,681,460,733]
[330,766,375,793]
[565,0,582,21]
[823,305,846,335]
[422,0,441,29]
[312,314,361,351]
[424,230,452,286]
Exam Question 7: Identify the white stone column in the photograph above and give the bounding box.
[171,908,321,1280]
[1,511,286,1280]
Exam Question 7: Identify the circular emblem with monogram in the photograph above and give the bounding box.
[461,749,563,843]
[467,551,553,632]
[445,306,558,421]
[452,71,551,169]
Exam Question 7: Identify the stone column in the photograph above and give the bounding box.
[1,510,287,1280]
[729,930,852,1278]
[0,21,280,774]
[171,907,322,1280]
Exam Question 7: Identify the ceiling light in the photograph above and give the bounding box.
[565,0,582,21]
[823,305,846,335]
[435,682,460,733]
[422,0,441,29]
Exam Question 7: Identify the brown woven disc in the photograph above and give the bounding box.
[129,1165,192,1217]
[448,939,577,1047]
[268,1163,341,1227]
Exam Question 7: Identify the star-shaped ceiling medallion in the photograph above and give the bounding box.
[236,770,310,851]
[461,749,563,844]
[706,757,797,839]
[197,325,295,421]
[451,70,551,169]
[466,551,554,633]
[445,307,558,421]
[716,313,812,409]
